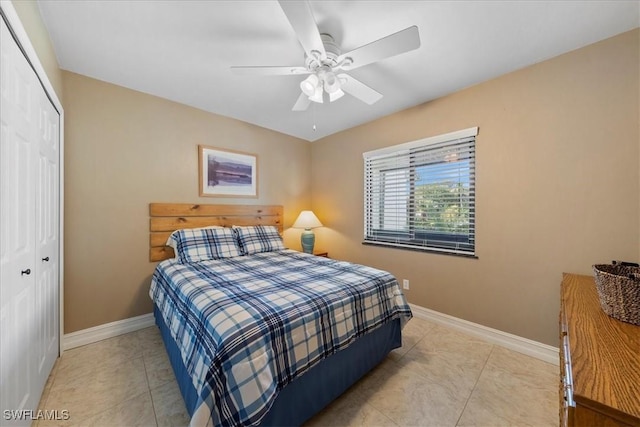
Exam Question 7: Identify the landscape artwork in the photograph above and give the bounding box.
[198,145,258,197]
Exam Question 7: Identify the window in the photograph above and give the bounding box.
[363,127,477,257]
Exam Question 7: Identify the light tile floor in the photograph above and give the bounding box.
[36,317,558,426]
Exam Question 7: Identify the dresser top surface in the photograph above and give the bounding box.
[561,273,640,420]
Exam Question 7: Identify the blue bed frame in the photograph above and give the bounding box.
[154,306,401,426]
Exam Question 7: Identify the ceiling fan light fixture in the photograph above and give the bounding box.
[329,88,345,102]
[309,85,323,103]
[323,71,341,93]
[300,74,320,96]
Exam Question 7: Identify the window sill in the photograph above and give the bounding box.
[362,241,478,259]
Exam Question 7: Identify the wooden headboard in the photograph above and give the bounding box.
[149,203,283,262]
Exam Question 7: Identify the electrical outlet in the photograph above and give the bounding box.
[402,279,410,290]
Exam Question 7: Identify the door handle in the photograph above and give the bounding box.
[42,257,49,262]
[21,268,31,275]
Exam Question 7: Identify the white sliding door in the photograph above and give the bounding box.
[0,9,61,425]
[1,14,38,421]
[35,86,59,387]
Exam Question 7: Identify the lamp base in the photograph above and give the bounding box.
[300,229,315,254]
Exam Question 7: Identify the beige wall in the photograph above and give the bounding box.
[62,71,311,333]
[10,0,63,100]
[311,29,640,346]
[10,1,639,346]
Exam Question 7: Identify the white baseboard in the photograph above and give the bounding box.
[409,303,559,366]
[62,305,559,365]
[63,313,155,351]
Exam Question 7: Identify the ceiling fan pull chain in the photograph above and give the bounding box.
[312,103,317,131]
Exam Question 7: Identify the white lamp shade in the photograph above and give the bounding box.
[293,210,323,229]
[300,74,319,96]
[309,85,323,103]
[329,88,345,102]
[323,71,341,93]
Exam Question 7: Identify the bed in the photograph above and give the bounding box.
[148,203,412,426]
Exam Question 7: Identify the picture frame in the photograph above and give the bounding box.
[198,145,258,198]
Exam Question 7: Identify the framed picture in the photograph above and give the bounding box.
[198,145,258,198]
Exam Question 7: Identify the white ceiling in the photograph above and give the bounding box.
[38,1,639,142]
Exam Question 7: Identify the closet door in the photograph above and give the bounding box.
[0,15,52,423]
[35,87,59,388]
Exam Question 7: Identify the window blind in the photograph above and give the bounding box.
[363,127,477,256]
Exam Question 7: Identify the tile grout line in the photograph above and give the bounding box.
[54,333,154,425]
[395,318,438,362]
[454,344,496,427]
[140,334,161,427]
[83,354,150,424]
[78,389,152,426]
[38,359,59,410]
[34,360,59,427]
[363,401,401,427]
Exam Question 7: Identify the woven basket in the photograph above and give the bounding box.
[592,264,640,326]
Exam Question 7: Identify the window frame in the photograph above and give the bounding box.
[363,127,478,257]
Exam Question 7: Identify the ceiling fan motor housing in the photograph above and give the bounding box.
[305,34,341,71]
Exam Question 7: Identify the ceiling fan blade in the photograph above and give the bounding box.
[338,26,420,71]
[231,66,310,76]
[338,74,383,105]
[278,0,326,61]
[292,92,311,111]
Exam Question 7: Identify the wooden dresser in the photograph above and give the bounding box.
[560,273,640,426]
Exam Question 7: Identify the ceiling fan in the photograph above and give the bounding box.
[231,1,421,111]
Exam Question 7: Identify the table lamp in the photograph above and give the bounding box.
[292,210,323,253]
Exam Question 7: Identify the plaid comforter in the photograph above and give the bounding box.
[150,249,412,427]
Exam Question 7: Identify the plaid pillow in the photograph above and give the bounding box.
[167,227,242,263]
[166,226,223,258]
[233,225,284,255]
